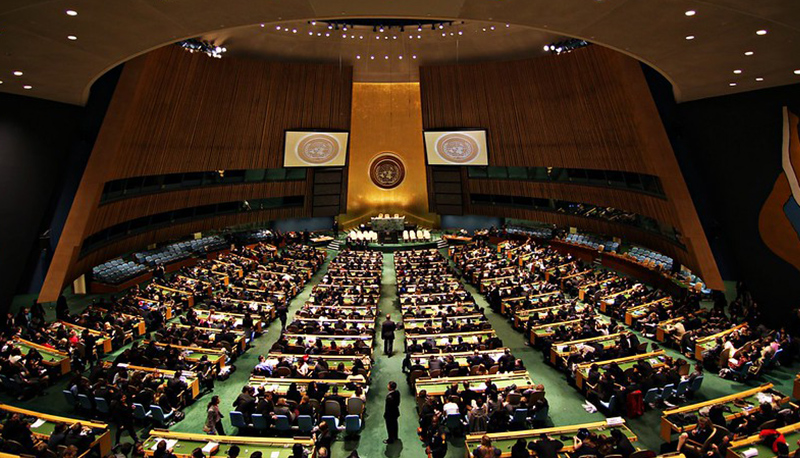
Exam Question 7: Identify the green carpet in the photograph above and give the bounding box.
[5,251,800,458]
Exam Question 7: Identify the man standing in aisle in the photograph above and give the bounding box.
[382,314,397,356]
[277,303,288,330]
[384,381,400,444]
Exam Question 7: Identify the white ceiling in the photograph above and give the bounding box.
[0,0,799,105]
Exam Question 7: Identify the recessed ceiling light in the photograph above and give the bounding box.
[685,10,696,16]
[384,55,389,59]
[733,69,742,74]
[260,24,265,28]
[505,24,510,28]
[13,71,23,76]
[292,29,297,33]
[756,29,768,35]
[490,26,495,30]
[794,69,800,75]
[756,77,764,82]
[685,35,695,40]
[0,81,3,85]
[65,10,77,16]
[370,56,374,60]
[67,35,77,40]
[399,55,403,60]
[729,82,737,87]
[276,26,281,30]
[356,55,360,59]
[412,55,417,59]
[744,51,754,56]
[308,31,313,35]
[23,85,32,90]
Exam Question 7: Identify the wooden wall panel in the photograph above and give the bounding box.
[40,46,352,302]
[419,45,723,288]
[88,181,307,234]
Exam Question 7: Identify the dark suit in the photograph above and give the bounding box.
[384,389,401,442]
[382,319,397,355]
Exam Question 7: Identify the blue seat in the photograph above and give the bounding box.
[95,397,110,415]
[531,405,549,425]
[229,411,248,429]
[62,390,76,408]
[445,413,464,436]
[274,415,291,432]
[730,362,753,381]
[297,415,314,433]
[675,380,691,398]
[599,395,617,414]
[133,403,150,421]
[644,388,661,408]
[661,384,675,403]
[251,414,269,430]
[689,376,704,394]
[510,408,528,428]
[320,415,340,431]
[344,415,362,435]
[150,405,173,426]
[77,394,93,411]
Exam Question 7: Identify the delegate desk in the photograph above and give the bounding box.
[103,362,201,400]
[51,321,112,353]
[0,404,111,457]
[403,314,487,333]
[464,420,637,458]
[152,284,195,307]
[248,375,367,397]
[549,333,623,367]
[13,337,71,375]
[575,350,666,390]
[660,383,788,441]
[409,348,509,369]
[413,370,534,396]
[283,334,373,352]
[265,353,371,376]
[144,341,227,368]
[624,298,672,326]
[143,429,314,458]
[528,315,609,346]
[503,291,564,319]
[695,324,748,361]
[168,324,248,353]
[216,298,277,319]
[192,309,264,332]
[512,301,587,329]
[405,330,496,349]
[133,297,174,320]
[90,306,147,336]
[726,421,800,458]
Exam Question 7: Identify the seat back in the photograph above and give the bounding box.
[95,397,110,414]
[133,403,149,420]
[323,400,341,417]
[274,415,291,431]
[643,388,660,406]
[347,397,364,415]
[297,415,314,432]
[229,411,247,428]
[62,390,76,407]
[445,413,463,431]
[149,405,167,425]
[320,415,340,430]
[506,392,522,406]
[690,375,704,392]
[274,366,292,378]
[661,384,675,400]
[345,415,362,433]
[511,408,528,424]
[251,414,269,430]
[531,405,549,423]
[675,380,691,396]
[77,394,93,410]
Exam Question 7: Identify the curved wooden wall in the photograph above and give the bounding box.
[420,46,722,288]
[40,46,352,302]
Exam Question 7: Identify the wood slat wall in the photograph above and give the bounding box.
[419,45,723,288]
[40,47,352,301]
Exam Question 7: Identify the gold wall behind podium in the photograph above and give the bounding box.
[342,83,437,228]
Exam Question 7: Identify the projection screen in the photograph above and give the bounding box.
[284,131,349,167]
[424,130,489,166]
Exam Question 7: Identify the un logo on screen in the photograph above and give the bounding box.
[297,134,340,164]
[436,133,479,163]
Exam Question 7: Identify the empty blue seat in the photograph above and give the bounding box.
[297,415,314,433]
[344,415,362,435]
[95,397,110,415]
[150,405,173,426]
[274,415,291,432]
[643,388,661,408]
[320,415,340,431]
[252,414,269,430]
[689,375,704,393]
[77,394,93,411]
[62,390,76,408]
[133,403,150,421]
[229,411,248,429]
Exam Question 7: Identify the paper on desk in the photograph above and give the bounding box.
[31,419,46,428]
[741,448,758,458]
[606,417,624,426]
[151,439,178,451]
[270,452,280,458]
[202,442,218,454]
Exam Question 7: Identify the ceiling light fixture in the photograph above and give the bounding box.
[794,70,800,75]
[177,39,227,58]
[729,82,737,86]
[685,35,695,40]
[260,24,265,28]
[356,55,361,59]
[756,77,764,82]
[733,69,742,74]
[756,29,768,35]
[23,85,32,90]
[684,10,696,16]
[744,51,754,56]
[412,55,417,59]
[67,35,77,40]
[13,71,23,76]
[65,10,78,16]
